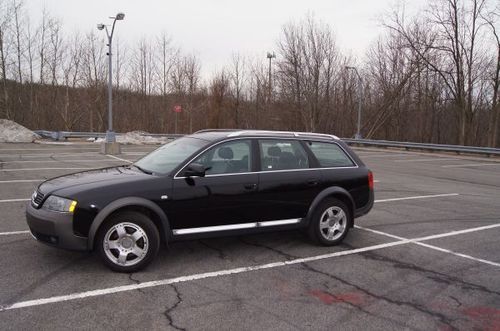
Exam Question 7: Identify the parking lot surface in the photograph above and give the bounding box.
[0,142,499,330]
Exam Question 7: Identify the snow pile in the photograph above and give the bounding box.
[93,131,172,145]
[0,119,40,143]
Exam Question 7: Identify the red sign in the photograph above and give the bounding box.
[173,105,182,113]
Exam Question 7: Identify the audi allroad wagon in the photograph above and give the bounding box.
[26,130,374,272]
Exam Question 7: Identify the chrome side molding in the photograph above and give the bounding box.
[172,218,301,235]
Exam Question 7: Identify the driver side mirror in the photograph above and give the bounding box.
[184,163,207,177]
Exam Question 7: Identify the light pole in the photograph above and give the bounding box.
[97,12,125,153]
[346,66,363,139]
[267,52,275,102]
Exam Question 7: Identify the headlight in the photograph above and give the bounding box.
[42,195,77,213]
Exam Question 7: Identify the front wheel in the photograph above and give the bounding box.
[96,211,160,272]
[308,198,351,246]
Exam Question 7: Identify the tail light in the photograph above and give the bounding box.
[368,170,374,189]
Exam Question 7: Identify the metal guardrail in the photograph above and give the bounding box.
[343,138,500,157]
[34,130,183,140]
[34,130,499,156]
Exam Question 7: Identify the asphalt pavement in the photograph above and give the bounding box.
[0,142,499,330]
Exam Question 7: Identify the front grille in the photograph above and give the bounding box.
[32,191,44,207]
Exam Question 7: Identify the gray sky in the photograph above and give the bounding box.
[27,0,425,78]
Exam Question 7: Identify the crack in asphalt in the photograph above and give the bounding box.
[449,296,463,308]
[300,262,461,330]
[238,237,298,260]
[0,254,92,310]
[163,284,186,331]
[186,282,305,330]
[128,273,146,295]
[197,240,228,260]
[357,250,500,297]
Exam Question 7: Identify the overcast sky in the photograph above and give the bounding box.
[27,0,425,78]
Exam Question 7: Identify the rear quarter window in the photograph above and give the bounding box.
[306,141,355,167]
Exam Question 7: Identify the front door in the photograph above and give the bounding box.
[168,139,260,232]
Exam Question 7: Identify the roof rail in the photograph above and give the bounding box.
[227,130,339,140]
[194,129,239,134]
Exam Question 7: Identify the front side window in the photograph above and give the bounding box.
[306,141,355,167]
[134,137,209,175]
[259,140,309,171]
[192,140,251,175]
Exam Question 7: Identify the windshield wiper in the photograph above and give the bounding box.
[130,164,153,175]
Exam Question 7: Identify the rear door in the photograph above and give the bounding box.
[304,140,369,209]
[168,139,260,231]
[256,139,322,222]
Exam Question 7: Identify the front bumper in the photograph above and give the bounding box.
[26,203,88,251]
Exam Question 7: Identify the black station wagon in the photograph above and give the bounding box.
[26,130,374,272]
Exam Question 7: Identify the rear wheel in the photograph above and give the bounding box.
[308,198,351,245]
[96,211,160,272]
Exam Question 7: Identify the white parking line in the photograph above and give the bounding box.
[359,154,409,158]
[0,167,92,172]
[0,198,30,203]
[394,158,459,163]
[441,163,500,168]
[375,193,459,203]
[356,224,500,267]
[122,153,148,156]
[0,159,122,164]
[2,221,498,312]
[0,179,43,183]
[106,154,133,163]
[0,230,29,236]
[0,148,100,152]
[0,240,413,311]
[0,153,101,158]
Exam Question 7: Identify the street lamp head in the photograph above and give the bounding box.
[97,23,105,30]
[115,12,125,20]
[267,52,276,59]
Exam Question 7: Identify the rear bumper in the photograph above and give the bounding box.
[25,203,88,251]
[354,189,374,218]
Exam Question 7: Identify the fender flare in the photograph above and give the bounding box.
[305,187,355,226]
[87,197,171,250]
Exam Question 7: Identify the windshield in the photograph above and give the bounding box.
[134,137,209,175]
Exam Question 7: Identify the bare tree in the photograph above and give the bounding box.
[229,52,246,127]
[0,0,12,119]
[483,9,500,147]
[277,15,343,132]
[385,0,490,145]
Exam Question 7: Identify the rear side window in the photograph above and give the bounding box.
[259,140,309,171]
[306,141,355,167]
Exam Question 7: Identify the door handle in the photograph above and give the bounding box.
[244,183,257,190]
[307,180,319,187]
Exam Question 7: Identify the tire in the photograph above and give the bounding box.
[308,198,351,246]
[96,211,160,272]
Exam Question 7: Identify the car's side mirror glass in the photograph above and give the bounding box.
[184,163,207,177]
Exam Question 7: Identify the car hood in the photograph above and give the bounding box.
[38,166,150,196]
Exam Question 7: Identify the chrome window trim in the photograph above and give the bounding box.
[172,218,302,235]
[174,166,359,179]
[173,137,358,179]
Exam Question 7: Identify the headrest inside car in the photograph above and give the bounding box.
[218,147,234,160]
[268,146,282,157]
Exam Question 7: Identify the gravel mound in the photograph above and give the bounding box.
[0,119,40,143]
